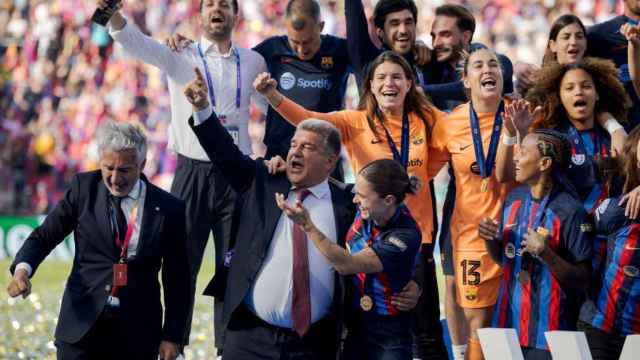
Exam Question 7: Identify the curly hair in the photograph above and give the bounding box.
[526,57,631,129]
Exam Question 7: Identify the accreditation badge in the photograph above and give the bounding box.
[224,124,240,146]
[360,295,373,311]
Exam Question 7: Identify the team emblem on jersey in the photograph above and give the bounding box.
[465,287,478,301]
[571,154,586,165]
[623,265,639,278]
[321,56,334,69]
[580,223,594,233]
[279,72,296,90]
[387,236,407,252]
[505,243,516,259]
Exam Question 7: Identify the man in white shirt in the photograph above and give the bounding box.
[7,121,190,360]
[95,0,268,349]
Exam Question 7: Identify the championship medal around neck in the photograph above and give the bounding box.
[360,295,373,311]
[481,178,489,193]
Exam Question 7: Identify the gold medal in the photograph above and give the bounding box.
[536,226,550,237]
[360,295,373,311]
[518,270,530,284]
[481,178,489,192]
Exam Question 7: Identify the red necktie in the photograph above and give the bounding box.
[291,188,311,337]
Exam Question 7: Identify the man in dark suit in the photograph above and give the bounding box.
[183,67,354,359]
[6,121,191,360]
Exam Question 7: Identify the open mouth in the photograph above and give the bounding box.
[289,159,304,171]
[210,15,225,24]
[573,99,588,110]
[481,78,497,90]
[381,90,399,101]
[395,37,410,45]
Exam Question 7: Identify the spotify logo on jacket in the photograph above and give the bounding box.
[279,72,332,91]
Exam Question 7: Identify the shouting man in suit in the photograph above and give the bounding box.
[184,68,419,359]
[6,121,190,360]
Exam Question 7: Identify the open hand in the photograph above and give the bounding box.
[503,99,540,139]
[165,32,193,52]
[619,185,640,219]
[275,193,313,231]
[184,68,209,111]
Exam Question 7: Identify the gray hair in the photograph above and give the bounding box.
[96,121,147,164]
[297,118,341,157]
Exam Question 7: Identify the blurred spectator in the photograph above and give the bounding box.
[0,0,621,214]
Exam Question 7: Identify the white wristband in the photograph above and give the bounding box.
[603,118,624,134]
[502,134,517,146]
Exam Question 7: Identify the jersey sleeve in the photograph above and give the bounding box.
[371,229,422,282]
[427,109,451,177]
[275,96,353,138]
[561,207,594,264]
[594,197,628,235]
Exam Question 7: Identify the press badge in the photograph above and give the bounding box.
[113,263,128,287]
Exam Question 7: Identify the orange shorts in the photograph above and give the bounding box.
[454,250,502,308]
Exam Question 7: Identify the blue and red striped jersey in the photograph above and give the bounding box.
[580,198,640,335]
[492,186,593,349]
[346,205,421,316]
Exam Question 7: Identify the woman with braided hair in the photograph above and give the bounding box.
[479,129,594,360]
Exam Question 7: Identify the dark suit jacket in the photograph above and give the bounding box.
[10,172,191,348]
[190,111,355,356]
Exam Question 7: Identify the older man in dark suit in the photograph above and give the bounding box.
[6,121,191,360]
[184,67,353,359]
[183,68,420,359]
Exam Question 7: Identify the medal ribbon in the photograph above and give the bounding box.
[469,101,504,179]
[197,43,241,111]
[381,112,410,169]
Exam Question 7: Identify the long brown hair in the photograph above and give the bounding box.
[526,57,630,129]
[542,14,587,65]
[357,51,436,139]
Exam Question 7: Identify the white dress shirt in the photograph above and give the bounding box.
[246,181,338,328]
[16,179,147,276]
[108,18,268,160]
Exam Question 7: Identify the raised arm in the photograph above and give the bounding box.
[622,23,640,100]
[275,193,383,275]
[253,72,351,134]
[495,100,538,183]
[185,68,257,193]
[345,0,382,82]
[99,0,191,82]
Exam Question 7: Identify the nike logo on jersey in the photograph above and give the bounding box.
[625,244,640,251]
[459,144,472,151]
[371,138,383,144]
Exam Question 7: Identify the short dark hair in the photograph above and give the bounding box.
[359,159,417,204]
[373,0,418,30]
[435,4,476,37]
[285,0,320,30]
[200,0,239,14]
[297,119,341,157]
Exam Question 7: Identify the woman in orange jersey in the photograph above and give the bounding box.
[429,47,514,360]
[254,51,449,353]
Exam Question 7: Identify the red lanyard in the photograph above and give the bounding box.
[115,205,139,261]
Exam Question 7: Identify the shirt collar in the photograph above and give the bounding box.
[199,36,236,58]
[127,179,143,200]
[293,178,330,200]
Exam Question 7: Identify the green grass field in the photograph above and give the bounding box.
[0,257,217,359]
[0,245,445,359]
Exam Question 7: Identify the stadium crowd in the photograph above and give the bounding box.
[0,0,622,215]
